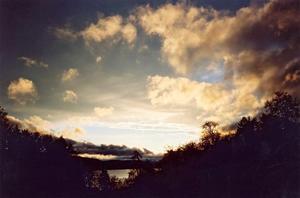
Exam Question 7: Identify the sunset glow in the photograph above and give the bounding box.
[1,0,299,154]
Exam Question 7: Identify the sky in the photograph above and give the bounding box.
[0,0,299,154]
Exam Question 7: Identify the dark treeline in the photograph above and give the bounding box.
[0,105,148,197]
[0,92,300,198]
[112,92,300,198]
[0,108,86,197]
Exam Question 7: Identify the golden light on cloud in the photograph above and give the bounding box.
[63,90,78,103]
[121,23,137,45]
[80,15,137,45]
[7,78,38,105]
[6,115,51,134]
[137,4,227,74]
[94,107,114,118]
[61,68,79,82]
[147,75,265,125]
[77,153,117,160]
[2,0,300,156]
[58,127,86,140]
[82,15,122,42]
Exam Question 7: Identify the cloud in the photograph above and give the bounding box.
[81,15,122,42]
[54,27,78,41]
[137,4,222,74]
[77,153,117,160]
[73,142,154,156]
[6,115,24,128]
[56,15,137,45]
[121,23,137,45]
[147,75,265,125]
[77,153,162,161]
[23,115,51,133]
[18,57,48,68]
[6,115,51,134]
[63,90,78,103]
[7,78,38,105]
[52,0,299,98]
[18,57,37,67]
[96,56,102,64]
[58,127,86,140]
[94,106,114,117]
[6,115,85,140]
[5,115,162,156]
[41,0,298,144]
[61,68,79,82]
[147,75,203,107]
[137,0,300,97]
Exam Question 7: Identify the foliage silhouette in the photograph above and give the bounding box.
[99,169,112,191]
[112,92,300,198]
[0,107,86,197]
[201,121,221,146]
[1,91,299,198]
[131,150,143,161]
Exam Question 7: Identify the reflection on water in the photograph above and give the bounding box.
[108,169,131,179]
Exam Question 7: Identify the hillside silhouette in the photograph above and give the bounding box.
[0,108,87,197]
[0,92,299,197]
[109,92,300,198]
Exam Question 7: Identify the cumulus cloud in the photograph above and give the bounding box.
[137,0,300,97]
[147,75,265,125]
[94,106,114,117]
[49,0,298,132]
[53,0,299,98]
[7,78,38,105]
[18,57,48,68]
[81,15,122,42]
[6,115,51,134]
[56,15,137,45]
[61,68,79,82]
[23,116,51,133]
[58,127,86,140]
[121,23,137,44]
[63,90,78,103]
[137,4,223,74]
[6,115,85,140]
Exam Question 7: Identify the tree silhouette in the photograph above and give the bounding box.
[201,121,221,146]
[0,106,86,198]
[118,92,300,198]
[1,91,299,198]
[99,169,111,191]
[131,150,142,161]
[264,91,299,122]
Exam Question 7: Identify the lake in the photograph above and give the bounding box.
[108,169,131,179]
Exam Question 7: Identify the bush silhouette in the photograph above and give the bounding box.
[1,91,299,198]
[0,107,86,198]
[115,92,300,198]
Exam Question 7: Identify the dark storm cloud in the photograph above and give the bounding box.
[224,0,300,97]
[72,141,154,156]
[137,0,299,96]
